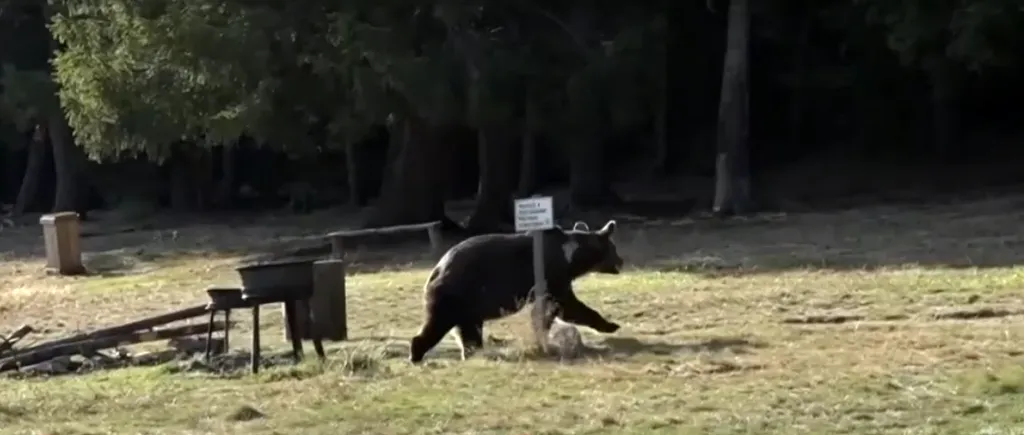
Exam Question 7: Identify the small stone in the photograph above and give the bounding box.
[133,350,179,366]
[20,356,72,375]
[549,321,584,360]
[169,336,224,356]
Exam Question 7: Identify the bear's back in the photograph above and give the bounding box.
[423,232,577,320]
[427,233,535,291]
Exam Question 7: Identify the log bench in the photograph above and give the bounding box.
[324,221,443,258]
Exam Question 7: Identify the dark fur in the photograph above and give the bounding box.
[409,220,624,363]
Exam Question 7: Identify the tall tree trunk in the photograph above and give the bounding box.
[653,78,669,175]
[168,145,196,212]
[49,111,86,214]
[516,132,537,197]
[12,124,48,216]
[517,133,537,198]
[344,139,363,206]
[568,132,618,209]
[653,24,670,175]
[213,144,236,208]
[517,94,541,197]
[375,114,405,205]
[712,0,752,216]
[465,126,517,234]
[0,145,6,204]
[925,55,960,161]
[364,115,456,229]
[788,3,811,149]
[193,146,214,210]
[564,5,619,209]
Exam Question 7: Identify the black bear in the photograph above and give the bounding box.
[409,219,624,363]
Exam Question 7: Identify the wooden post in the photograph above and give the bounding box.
[529,230,549,350]
[426,221,442,256]
[251,304,261,374]
[282,259,348,341]
[329,236,344,259]
[313,259,348,341]
[514,196,555,351]
[39,212,85,276]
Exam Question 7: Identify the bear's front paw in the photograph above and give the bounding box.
[599,321,620,333]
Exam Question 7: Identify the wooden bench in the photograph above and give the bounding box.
[325,221,443,258]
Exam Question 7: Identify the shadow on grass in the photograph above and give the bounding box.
[4,344,388,381]
[593,336,765,358]
[8,335,765,379]
[359,334,767,365]
[160,347,385,379]
[215,193,1024,277]
[7,192,1024,279]
[0,404,26,419]
[959,365,1024,397]
[615,194,1024,278]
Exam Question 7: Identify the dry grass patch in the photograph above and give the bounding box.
[2,198,1024,433]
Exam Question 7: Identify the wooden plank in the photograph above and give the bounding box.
[9,304,210,357]
[324,221,441,239]
[0,321,228,373]
[0,325,34,356]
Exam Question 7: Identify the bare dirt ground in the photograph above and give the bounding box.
[3,195,1024,434]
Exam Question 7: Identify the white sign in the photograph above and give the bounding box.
[514,196,554,232]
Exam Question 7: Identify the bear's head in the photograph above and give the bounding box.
[561,220,624,276]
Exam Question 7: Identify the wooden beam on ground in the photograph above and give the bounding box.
[9,304,210,357]
[0,321,228,373]
[0,325,34,356]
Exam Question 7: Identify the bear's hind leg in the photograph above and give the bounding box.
[410,317,456,364]
[456,322,484,360]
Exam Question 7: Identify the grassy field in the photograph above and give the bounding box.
[3,197,1024,434]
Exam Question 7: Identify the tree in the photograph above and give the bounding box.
[1,2,64,215]
[854,0,1024,161]
[443,3,526,233]
[712,0,752,216]
[353,3,464,228]
[19,0,1024,226]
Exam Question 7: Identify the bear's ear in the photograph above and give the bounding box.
[572,221,590,232]
[597,220,617,237]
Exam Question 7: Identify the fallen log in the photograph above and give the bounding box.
[9,304,210,357]
[0,325,34,356]
[0,321,227,373]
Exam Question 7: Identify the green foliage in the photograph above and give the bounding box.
[11,0,1018,164]
[42,0,675,158]
[857,0,1024,71]
[0,64,56,130]
[946,0,1024,71]
[50,0,276,160]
